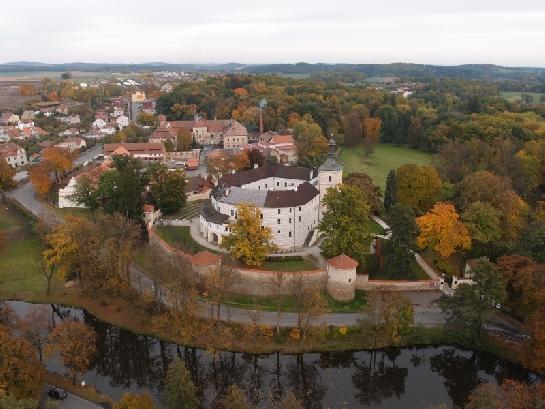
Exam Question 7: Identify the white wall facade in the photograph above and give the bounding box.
[318,169,343,219]
[208,191,319,249]
[58,177,83,208]
[3,148,27,168]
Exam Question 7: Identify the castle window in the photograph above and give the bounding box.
[277,209,281,214]
[284,182,287,187]
[230,210,234,216]
[289,232,292,237]
[299,206,301,211]
[299,216,301,222]
[348,278,352,283]
[289,218,292,223]
[277,219,281,224]
[260,213,263,219]
[329,176,332,182]
[265,184,268,188]
[277,230,280,233]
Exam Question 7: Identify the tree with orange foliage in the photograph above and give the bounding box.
[525,307,545,373]
[29,163,53,196]
[362,117,382,156]
[416,202,471,259]
[19,84,37,96]
[0,159,16,191]
[42,147,73,183]
[47,91,59,101]
[233,87,248,97]
[46,320,96,384]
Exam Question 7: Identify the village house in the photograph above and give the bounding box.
[20,110,35,121]
[154,115,248,147]
[59,128,80,137]
[58,161,111,208]
[257,132,298,164]
[0,113,19,125]
[100,125,117,135]
[103,142,166,162]
[116,115,129,129]
[57,115,81,125]
[55,137,86,152]
[92,118,107,129]
[0,142,27,168]
[185,175,213,201]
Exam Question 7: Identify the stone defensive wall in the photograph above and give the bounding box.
[149,228,440,298]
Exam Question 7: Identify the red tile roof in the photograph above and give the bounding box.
[191,251,221,266]
[327,254,359,270]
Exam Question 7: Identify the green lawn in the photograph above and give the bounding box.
[0,204,59,297]
[155,225,212,254]
[155,226,318,271]
[339,143,433,189]
[501,91,545,104]
[223,290,367,313]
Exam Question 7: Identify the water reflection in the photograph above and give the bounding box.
[6,301,538,409]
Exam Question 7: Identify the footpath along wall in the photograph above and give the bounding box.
[149,228,440,299]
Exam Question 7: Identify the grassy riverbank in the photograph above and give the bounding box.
[0,200,526,369]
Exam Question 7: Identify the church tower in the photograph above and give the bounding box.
[318,139,343,220]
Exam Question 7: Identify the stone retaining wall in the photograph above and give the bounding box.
[149,228,327,296]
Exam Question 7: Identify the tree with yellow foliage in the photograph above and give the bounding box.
[41,219,79,294]
[114,393,156,409]
[416,202,471,259]
[222,204,277,266]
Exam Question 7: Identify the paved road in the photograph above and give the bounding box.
[6,180,523,335]
[44,385,104,409]
[75,144,103,167]
[129,264,446,327]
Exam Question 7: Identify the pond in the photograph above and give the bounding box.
[6,301,539,409]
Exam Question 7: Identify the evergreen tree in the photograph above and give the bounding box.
[220,385,254,409]
[384,169,397,211]
[383,204,418,279]
[162,359,198,409]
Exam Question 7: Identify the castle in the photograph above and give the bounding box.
[199,139,342,250]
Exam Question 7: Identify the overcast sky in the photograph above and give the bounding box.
[2,0,545,66]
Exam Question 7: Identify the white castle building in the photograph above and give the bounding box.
[199,139,343,250]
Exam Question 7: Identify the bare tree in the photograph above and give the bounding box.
[17,306,53,362]
[202,266,238,322]
[269,272,284,334]
[290,275,326,345]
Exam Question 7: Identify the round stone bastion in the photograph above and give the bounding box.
[326,254,358,302]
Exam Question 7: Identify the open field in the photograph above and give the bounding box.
[339,143,433,189]
[0,71,114,81]
[501,91,545,104]
[0,204,61,297]
[0,85,40,110]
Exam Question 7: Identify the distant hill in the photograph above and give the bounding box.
[1,61,545,81]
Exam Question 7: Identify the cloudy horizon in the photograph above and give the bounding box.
[3,0,545,67]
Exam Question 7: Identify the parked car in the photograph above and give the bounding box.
[48,387,68,400]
